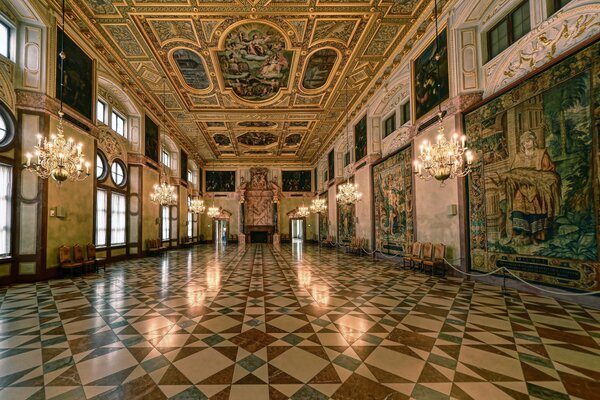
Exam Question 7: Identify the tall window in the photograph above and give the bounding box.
[111,193,126,245]
[96,189,107,247]
[383,112,396,138]
[97,99,107,124]
[547,0,571,15]
[111,161,126,187]
[0,21,9,58]
[111,110,126,137]
[187,197,193,238]
[400,101,411,126]
[487,1,531,61]
[0,163,12,257]
[161,149,171,167]
[162,206,170,241]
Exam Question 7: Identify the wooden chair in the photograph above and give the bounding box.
[58,245,83,276]
[86,243,106,272]
[147,239,161,256]
[74,244,95,273]
[422,243,446,275]
[403,242,422,269]
[415,242,433,271]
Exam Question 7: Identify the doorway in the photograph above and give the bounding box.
[214,220,228,244]
[291,219,304,243]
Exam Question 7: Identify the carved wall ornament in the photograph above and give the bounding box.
[97,127,128,164]
[484,5,600,97]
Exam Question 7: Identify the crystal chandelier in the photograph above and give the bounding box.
[150,181,177,206]
[336,181,363,205]
[207,205,220,219]
[414,115,473,183]
[413,0,473,184]
[297,205,310,218]
[189,198,205,214]
[23,0,90,185]
[310,197,327,214]
[336,77,362,205]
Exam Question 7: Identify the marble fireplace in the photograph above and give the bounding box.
[239,168,281,245]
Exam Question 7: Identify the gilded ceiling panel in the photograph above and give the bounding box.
[67,0,433,164]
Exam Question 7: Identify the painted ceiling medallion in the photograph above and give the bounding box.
[172,48,211,91]
[302,48,338,91]
[216,22,295,103]
[213,133,231,146]
[238,132,278,146]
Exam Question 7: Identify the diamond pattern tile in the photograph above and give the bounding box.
[0,244,599,399]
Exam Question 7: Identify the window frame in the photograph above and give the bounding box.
[95,188,108,248]
[97,98,107,125]
[110,160,127,188]
[547,0,571,16]
[161,149,171,168]
[0,103,15,150]
[0,162,13,258]
[110,192,127,246]
[161,205,170,242]
[111,109,127,138]
[486,0,531,62]
[383,111,396,139]
[400,100,411,126]
[0,20,11,59]
[96,151,108,181]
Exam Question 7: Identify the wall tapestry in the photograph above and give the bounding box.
[354,115,367,161]
[282,170,312,192]
[144,114,159,163]
[328,149,335,181]
[180,150,188,181]
[217,22,294,102]
[57,28,94,120]
[337,201,355,244]
[465,41,599,292]
[373,145,413,255]
[206,171,236,192]
[319,213,329,241]
[413,28,448,121]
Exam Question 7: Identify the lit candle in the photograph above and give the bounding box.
[461,135,466,147]
[36,134,42,146]
[25,153,32,166]
[466,150,473,164]
[85,161,90,174]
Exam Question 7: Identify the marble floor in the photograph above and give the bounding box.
[0,244,599,400]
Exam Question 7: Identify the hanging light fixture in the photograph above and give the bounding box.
[23,0,90,184]
[413,0,473,184]
[310,196,327,214]
[189,198,205,214]
[336,77,362,205]
[150,77,177,205]
[297,204,310,218]
[207,204,220,219]
[150,180,177,206]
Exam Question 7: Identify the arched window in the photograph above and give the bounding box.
[96,151,108,181]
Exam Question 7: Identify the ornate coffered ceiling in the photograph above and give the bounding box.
[66,0,431,165]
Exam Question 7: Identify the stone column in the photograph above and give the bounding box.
[239,201,246,246]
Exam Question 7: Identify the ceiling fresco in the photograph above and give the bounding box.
[69,0,430,165]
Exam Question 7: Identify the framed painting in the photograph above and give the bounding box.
[145,114,159,163]
[206,171,236,192]
[412,28,449,121]
[328,149,335,181]
[57,27,94,120]
[465,40,599,292]
[373,145,413,255]
[282,170,312,192]
[180,150,188,181]
[354,115,367,161]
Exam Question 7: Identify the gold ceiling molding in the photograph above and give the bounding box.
[64,0,437,164]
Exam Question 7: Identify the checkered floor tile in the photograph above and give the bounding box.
[0,244,599,399]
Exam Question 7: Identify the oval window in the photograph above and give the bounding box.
[110,160,126,187]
